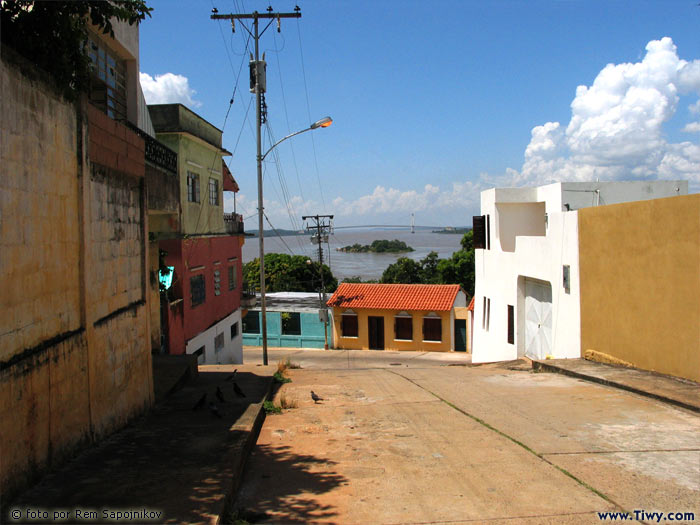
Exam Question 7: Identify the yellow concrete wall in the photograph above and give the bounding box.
[331,308,452,352]
[0,50,153,500]
[578,194,700,382]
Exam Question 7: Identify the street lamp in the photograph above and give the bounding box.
[256,117,332,365]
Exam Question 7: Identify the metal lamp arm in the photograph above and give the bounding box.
[260,126,312,162]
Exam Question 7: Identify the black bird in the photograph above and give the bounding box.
[211,7,218,14]
[311,391,324,404]
[233,381,246,398]
[225,369,238,381]
[192,393,207,410]
[208,402,223,418]
[216,386,226,403]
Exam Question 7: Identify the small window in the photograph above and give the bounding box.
[394,312,413,340]
[214,333,224,353]
[209,177,219,206]
[281,312,301,335]
[187,172,200,203]
[486,214,491,250]
[472,215,486,249]
[507,305,514,345]
[423,316,442,342]
[341,312,358,337]
[190,274,205,307]
[213,269,221,296]
[482,297,491,331]
[228,265,237,291]
[230,322,238,339]
[242,312,260,334]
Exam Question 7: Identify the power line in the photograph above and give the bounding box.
[296,20,327,212]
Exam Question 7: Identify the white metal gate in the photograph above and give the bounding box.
[524,279,552,359]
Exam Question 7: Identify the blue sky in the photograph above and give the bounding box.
[139,0,700,228]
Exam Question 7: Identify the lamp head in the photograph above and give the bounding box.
[310,116,333,129]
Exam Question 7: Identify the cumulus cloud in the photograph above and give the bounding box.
[140,72,201,107]
[331,181,483,220]
[512,37,700,187]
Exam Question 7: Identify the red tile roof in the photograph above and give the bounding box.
[327,283,462,312]
[467,296,475,311]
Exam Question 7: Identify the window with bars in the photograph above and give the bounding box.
[187,172,200,203]
[341,312,358,337]
[228,264,237,291]
[281,312,302,336]
[242,312,260,334]
[87,35,127,121]
[423,315,442,342]
[190,274,205,307]
[394,312,413,341]
[209,178,219,206]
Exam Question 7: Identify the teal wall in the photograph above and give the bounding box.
[242,311,331,349]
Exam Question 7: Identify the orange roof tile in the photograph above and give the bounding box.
[327,283,462,312]
[467,296,475,311]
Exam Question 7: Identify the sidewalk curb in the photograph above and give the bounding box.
[532,360,700,414]
[216,376,275,524]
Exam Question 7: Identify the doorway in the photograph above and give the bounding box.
[368,316,384,350]
[524,278,552,360]
[454,319,467,351]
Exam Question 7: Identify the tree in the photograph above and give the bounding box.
[1,1,152,99]
[380,257,422,284]
[243,253,337,294]
[419,251,440,284]
[379,231,475,296]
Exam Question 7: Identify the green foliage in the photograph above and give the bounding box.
[1,0,152,100]
[380,232,475,296]
[273,371,291,384]
[243,253,337,293]
[263,400,282,414]
[380,257,422,284]
[339,239,414,253]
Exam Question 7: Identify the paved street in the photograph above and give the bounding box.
[237,349,700,524]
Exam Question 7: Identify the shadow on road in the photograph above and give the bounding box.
[231,444,348,524]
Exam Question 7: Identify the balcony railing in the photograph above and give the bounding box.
[224,212,244,234]
[125,121,178,174]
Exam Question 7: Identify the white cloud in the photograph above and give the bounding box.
[683,122,700,133]
[511,37,700,187]
[331,181,483,220]
[140,72,201,107]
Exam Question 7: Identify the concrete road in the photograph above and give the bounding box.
[236,350,700,524]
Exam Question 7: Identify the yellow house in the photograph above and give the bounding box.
[327,284,468,352]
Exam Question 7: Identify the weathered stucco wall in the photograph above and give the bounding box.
[0,51,153,501]
[578,194,700,382]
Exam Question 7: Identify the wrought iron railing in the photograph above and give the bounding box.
[125,121,178,174]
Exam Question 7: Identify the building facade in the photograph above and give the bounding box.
[471,181,696,382]
[327,284,467,352]
[242,292,332,349]
[149,104,245,365]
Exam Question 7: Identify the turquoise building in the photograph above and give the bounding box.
[242,292,332,349]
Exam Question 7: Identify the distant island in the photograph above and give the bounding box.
[432,227,471,234]
[338,239,414,253]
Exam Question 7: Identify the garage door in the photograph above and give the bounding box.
[524,279,552,360]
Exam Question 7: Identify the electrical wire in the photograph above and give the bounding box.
[296,19,327,212]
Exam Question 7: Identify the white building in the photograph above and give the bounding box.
[472,181,688,364]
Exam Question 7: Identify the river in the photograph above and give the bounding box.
[241,229,464,281]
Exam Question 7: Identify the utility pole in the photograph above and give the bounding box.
[303,214,333,350]
[211,8,301,366]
